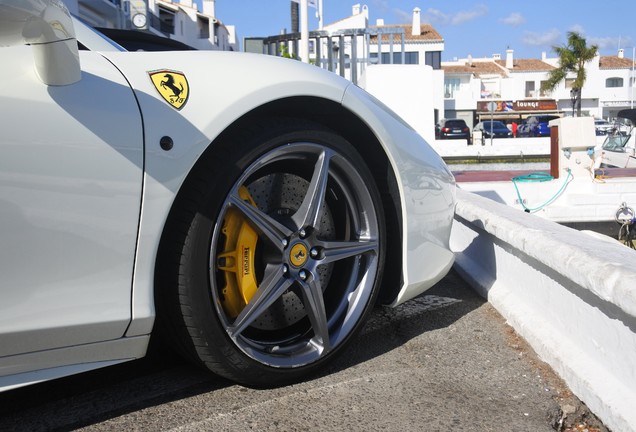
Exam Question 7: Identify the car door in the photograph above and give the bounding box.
[0,45,143,357]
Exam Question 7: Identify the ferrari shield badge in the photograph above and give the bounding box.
[148,69,189,110]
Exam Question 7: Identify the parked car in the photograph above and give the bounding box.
[435,118,471,142]
[594,118,614,135]
[518,115,560,137]
[473,120,512,139]
[0,1,456,391]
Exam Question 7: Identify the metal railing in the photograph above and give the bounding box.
[261,27,406,85]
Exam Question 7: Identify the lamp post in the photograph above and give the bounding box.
[299,0,309,63]
[487,101,496,146]
[629,47,636,109]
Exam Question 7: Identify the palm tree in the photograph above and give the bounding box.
[541,31,598,117]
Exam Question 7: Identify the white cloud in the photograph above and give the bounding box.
[500,12,525,26]
[451,4,488,25]
[371,0,390,13]
[392,8,411,23]
[568,24,585,35]
[588,36,631,52]
[423,8,450,25]
[522,29,561,47]
[423,4,487,26]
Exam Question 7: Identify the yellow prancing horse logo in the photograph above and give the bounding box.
[148,69,189,110]
[289,243,308,267]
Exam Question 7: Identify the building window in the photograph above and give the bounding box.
[198,17,210,39]
[564,78,575,89]
[481,80,500,99]
[370,52,419,65]
[444,78,460,98]
[539,80,550,96]
[525,81,535,97]
[157,7,175,35]
[404,52,419,64]
[425,51,441,70]
[606,77,624,88]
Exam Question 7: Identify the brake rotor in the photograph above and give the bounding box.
[217,175,335,330]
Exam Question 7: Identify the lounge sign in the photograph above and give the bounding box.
[477,99,557,112]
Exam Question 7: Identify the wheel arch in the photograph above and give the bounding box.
[219,96,403,305]
[155,96,404,312]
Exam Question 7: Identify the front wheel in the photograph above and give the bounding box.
[157,119,385,386]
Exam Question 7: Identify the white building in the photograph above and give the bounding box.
[317,6,444,76]
[443,49,636,128]
[147,0,237,51]
[64,0,128,28]
[64,0,237,51]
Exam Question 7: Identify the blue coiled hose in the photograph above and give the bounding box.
[511,169,573,213]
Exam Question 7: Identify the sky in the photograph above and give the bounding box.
[197,0,635,62]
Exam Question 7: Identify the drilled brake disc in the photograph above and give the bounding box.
[217,176,335,330]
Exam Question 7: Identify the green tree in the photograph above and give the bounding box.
[540,31,598,117]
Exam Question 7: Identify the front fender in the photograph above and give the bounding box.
[107,51,349,193]
[108,51,352,335]
[342,85,456,305]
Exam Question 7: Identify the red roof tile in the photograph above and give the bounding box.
[370,24,443,42]
[495,59,555,72]
[599,56,635,69]
[442,61,507,76]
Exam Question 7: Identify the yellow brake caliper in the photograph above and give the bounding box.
[217,186,259,318]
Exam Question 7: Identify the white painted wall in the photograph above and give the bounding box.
[359,64,438,143]
[451,188,636,432]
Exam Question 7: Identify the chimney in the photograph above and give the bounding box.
[506,49,514,69]
[352,4,361,15]
[412,7,421,36]
[541,51,546,61]
[202,0,215,16]
[619,48,625,58]
[492,53,501,60]
[362,5,369,18]
[376,18,385,26]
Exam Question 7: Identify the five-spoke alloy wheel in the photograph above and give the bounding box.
[158,120,386,386]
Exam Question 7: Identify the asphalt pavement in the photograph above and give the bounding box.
[0,270,607,432]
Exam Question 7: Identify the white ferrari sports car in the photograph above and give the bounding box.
[0,0,455,390]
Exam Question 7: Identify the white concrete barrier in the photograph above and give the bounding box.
[450,188,636,432]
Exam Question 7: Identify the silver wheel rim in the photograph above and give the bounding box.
[210,142,380,368]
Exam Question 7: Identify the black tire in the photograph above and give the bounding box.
[156,118,385,387]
